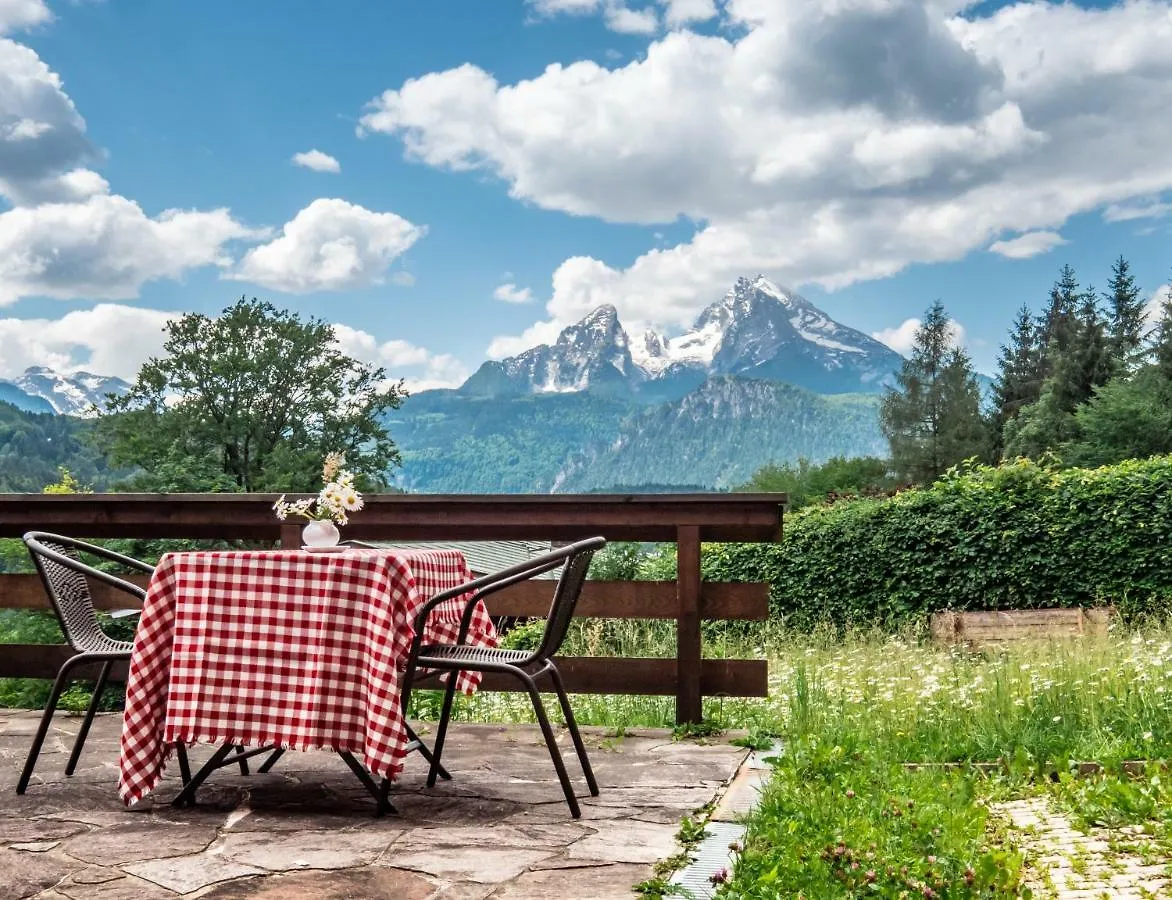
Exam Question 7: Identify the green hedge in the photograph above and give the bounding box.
[703,456,1172,628]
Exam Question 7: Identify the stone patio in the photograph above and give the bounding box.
[0,711,747,900]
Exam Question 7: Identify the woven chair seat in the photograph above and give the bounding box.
[418,645,532,667]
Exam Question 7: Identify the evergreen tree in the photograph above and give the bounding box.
[1071,286,1113,404]
[1152,290,1172,381]
[1104,255,1146,372]
[1037,264,1080,366]
[880,302,987,484]
[991,305,1043,455]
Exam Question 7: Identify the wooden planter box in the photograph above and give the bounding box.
[930,607,1114,646]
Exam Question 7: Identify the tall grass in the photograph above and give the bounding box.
[434,621,1172,768]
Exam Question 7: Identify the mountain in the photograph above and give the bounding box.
[0,383,55,415]
[389,376,885,493]
[461,275,905,401]
[1,367,131,417]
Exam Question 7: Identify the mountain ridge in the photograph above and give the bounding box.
[0,367,130,417]
[461,275,906,401]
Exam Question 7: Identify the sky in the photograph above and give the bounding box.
[0,0,1170,390]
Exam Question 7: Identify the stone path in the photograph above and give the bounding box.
[996,798,1171,899]
[0,711,747,899]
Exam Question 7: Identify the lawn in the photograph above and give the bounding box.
[436,622,1172,898]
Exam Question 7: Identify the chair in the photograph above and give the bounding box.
[17,533,204,794]
[401,536,606,818]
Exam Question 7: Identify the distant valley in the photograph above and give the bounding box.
[2,277,918,492]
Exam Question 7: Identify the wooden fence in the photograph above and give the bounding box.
[0,493,785,723]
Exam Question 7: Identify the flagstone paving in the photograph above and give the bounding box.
[0,711,745,900]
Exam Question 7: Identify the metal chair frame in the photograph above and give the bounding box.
[17,532,251,796]
[19,532,162,794]
[400,536,606,818]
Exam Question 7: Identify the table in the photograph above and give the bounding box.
[117,547,497,809]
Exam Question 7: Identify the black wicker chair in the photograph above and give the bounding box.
[401,536,605,818]
[17,533,200,794]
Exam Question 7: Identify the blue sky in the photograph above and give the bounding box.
[1,0,1170,386]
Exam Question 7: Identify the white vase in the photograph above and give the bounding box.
[302,519,340,548]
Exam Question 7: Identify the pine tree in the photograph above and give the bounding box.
[1104,255,1146,372]
[991,305,1043,455]
[1037,265,1080,374]
[1152,290,1172,382]
[1071,286,1113,404]
[880,302,987,484]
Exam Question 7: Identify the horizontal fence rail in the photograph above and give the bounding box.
[0,493,785,722]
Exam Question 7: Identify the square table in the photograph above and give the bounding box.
[117,547,497,811]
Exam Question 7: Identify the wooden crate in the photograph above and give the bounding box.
[930,607,1114,646]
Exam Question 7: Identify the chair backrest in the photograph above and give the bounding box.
[22,532,151,652]
[530,537,604,664]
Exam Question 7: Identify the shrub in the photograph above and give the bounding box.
[704,456,1172,629]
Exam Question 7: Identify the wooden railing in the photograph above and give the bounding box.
[0,493,785,723]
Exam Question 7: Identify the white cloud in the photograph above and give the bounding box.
[291,149,341,173]
[526,0,660,34]
[605,4,659,34]
[363,0,1172,348]
[493,282,534,304]
[390,270,416,286]
[1145,284,1171,330]
[0,194,262,305]
[0,0,51,34]
[0,34,97,206]
[873,317,966,356]
[229,198,425,293]
[987,230,1067,260]
[659,0,717,27]
[333,324,469,391]
[1103,199,1172,223]
[487,319,564,359]
[0,304,174,381]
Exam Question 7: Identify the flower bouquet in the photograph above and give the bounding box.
[273,452,364,548]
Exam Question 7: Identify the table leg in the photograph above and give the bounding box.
[338,751,397,817]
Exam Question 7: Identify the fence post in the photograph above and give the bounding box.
[676,525,702,725]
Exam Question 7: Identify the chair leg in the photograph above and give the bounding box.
[17,659,79,795]
[521,673,581,818]
[407,723,451,781]
[65,660,113,777]
[175,743,192,785]
[548,665,599,796]
[426,677,459,788]
[257,748,285,774]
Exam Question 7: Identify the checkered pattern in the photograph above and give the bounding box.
[118,547,497,806]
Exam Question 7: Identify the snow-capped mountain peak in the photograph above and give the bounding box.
[461,275,906,399]
[2,366,131,416]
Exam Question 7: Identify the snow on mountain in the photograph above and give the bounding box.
[2,367,131,416]
[462,275,906,399]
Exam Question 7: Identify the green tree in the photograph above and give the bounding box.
[1152,289,1172,381]
[1064,368,1172,467]
[738,456,894,509]
[95,297,406,492]
[991,305,1043,456]
[1038,264,1081,367]
[880,302,987,484]
[1104,255,1146,372]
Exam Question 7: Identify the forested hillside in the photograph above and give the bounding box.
[0,402,112,492]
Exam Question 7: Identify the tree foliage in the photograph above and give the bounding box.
[737,456,896,509]
[94,297,405,492]
[0,403,113,492]
[880,302,987,484]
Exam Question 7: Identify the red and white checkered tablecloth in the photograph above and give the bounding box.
[117,547,497,806]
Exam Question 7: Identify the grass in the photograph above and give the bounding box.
[417,621,1172,897]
